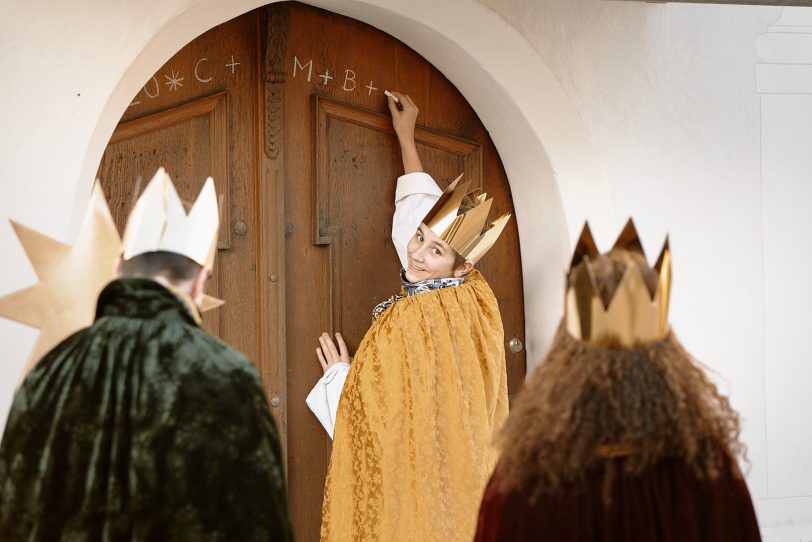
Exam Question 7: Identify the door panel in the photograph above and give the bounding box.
[96,13,262,373]
[98,93,231,336]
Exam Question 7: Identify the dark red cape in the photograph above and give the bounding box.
[475,456,761,541]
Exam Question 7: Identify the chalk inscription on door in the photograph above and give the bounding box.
[129,51,417,111]
[127,55,242,108]
[292,55,384,96]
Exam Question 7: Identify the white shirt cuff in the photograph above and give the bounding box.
[395,171,443,203]
[305,362,351,440]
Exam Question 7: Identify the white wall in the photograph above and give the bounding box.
[483,0,771,492]
[479,1,811,539]
[1,0,810,539]
[756,8,812,540]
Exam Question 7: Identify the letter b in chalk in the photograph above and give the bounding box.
[343,69,356,91]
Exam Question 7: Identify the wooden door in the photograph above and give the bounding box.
[98,3,525,540]
[276,3,526,540]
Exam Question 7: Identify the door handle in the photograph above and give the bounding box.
[508,337,524,354]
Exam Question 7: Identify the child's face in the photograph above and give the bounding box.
[405,224,460,282]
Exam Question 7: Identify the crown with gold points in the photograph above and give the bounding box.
[421,174,512,264]
[565,219,672,348]
[122,168,220,269]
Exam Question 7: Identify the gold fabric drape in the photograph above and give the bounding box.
[321,270,509,542]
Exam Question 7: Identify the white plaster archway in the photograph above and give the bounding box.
[74,0,615,367]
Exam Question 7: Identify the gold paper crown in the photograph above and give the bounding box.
[565,219,672,348]
[421,174,511,264]
[122,168,220,269]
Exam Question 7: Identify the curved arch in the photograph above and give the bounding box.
[76,0,614,365]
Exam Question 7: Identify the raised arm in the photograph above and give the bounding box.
[388,92,423,174]
[386,91,442,268]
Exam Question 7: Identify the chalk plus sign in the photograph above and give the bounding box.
[226,55,240,74]
[319,70,333,85]
[366,81,378,95]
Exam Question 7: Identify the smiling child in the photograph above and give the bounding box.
[306,91,511,542]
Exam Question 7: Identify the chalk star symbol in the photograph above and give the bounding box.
[164,70,184,91]
[319,70,333,85]
[226,55,240,74]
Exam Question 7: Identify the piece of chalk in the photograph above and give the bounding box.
[384,90,399,103]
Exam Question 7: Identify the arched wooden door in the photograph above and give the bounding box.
[97,3,525,540]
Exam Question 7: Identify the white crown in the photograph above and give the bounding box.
[122,168,220,269]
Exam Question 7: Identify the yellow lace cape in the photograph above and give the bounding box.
[321,270,509,542]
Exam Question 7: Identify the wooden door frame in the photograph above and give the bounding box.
[257,5,291,454]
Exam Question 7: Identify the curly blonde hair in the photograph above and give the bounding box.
[495,250,746,501]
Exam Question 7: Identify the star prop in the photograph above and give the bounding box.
[0,184,120,378]
[0,183,224,381]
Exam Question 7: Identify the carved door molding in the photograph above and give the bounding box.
[109,91,232,249]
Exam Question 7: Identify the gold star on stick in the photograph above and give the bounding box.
[0,183,223,381]
[0,184,120,378]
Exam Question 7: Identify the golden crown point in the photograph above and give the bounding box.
[565,218,671,348]
[421,174,512,265]
[122,168,220,269]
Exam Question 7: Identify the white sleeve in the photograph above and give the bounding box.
[392,171,442,268]
[305,362,351,440]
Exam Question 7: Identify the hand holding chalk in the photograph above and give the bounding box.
[387,92,422,172]
[387,91,418,141]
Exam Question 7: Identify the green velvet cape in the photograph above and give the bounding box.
[0,278,293,541]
